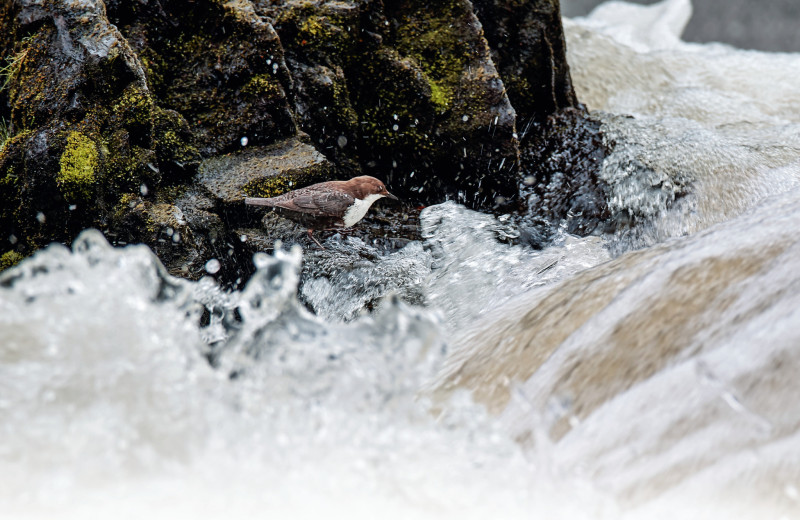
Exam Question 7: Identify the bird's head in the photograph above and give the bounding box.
[347,176,399,201]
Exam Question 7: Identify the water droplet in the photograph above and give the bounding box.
[337,135,348,148]
[172,232,181,243]
[253,252,270,268]
[462,115,469,122]
[8,234,17,245]
[266,59,272,65]
[140,183,149,196]
[240,234,247,242]
[393,114,398,120]
[35,212,45,224]
[68,204,77,211]
[164,227,174,237]
[392,160,397,168]
[240,136,249,147]
[205,258,221,274]
[524,176,535,186]
[392,124,399,131]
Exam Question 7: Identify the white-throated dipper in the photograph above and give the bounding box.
[244,175,398,247]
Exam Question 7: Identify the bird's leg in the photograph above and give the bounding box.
[308,228,326,249]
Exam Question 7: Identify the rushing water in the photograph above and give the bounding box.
[3,0,800,518]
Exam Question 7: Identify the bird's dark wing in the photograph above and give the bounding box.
[271,186,354,218]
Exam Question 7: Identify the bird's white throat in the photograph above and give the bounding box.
[342,193,384,227]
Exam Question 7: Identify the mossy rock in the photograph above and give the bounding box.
[266,0,520,207]
[57,131,98,204]
[196,135,334,205]
[110,194,221,279]
[0,0,198,254]
[106,0,298,156]
[0,250,24,272]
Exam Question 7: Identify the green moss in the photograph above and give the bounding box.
[242,74,282,98]
[152,107,200,174]
[57,132,98,203]
[112,84,153,129]
[242,164,333,198]
[0,250,24,272]
[393,2,472,112]
[428,81,451,112]
[274,6,356,56]
[352,50,437,152]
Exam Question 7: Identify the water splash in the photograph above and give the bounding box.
[1,230,572,519]
[566,0,800,253]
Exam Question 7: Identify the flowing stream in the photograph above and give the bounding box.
[3,0,800,518]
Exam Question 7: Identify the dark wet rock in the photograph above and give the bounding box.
[473,0,578,122]
[109,193,218,278]
[519,108,611,239]
[105,0,298,156]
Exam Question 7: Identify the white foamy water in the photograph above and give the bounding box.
[565,0,800,250]
[0,232,556,519]
[4,0,800,518]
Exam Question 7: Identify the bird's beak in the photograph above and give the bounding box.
[386,192,399,201]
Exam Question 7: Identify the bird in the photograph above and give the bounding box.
[244,175,398,247]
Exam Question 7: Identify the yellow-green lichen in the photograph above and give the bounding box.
[394,2,473,112]
[242,164,332,198]
[428,81,451,112]
[111,84,153,129]
[58,132,98,203]
[112,192,142,221]
[0,250,24,272]
[242,74,283,98]
[274,7,355,55]
[153,107,200,170]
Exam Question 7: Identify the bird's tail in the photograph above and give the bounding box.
[244,197,276,207]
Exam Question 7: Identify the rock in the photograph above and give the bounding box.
[0,0,173,255]
[195,134,332,206]
[520,108,611,239]
[105,0,298,156]
[110,193,215,279]
[0,0,610,279]
[262,0,520,206]
[472,0,579,121]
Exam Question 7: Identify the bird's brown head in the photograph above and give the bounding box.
[346,176,398,201]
